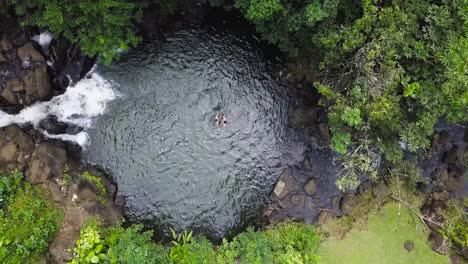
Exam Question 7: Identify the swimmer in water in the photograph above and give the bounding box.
[222,114,227,127]
[214,112,219,127]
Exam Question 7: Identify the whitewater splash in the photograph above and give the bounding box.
[0,70,116,146]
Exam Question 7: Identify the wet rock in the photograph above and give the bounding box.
[39,115,83,135]
[17,42,44,65]
[1,78,23,105]
[23,66,51,102]
[429,231,449,255]
[304,179,317,196]
[340,194,358,215]
[318,123,330,140]
[290,195,307,207]
[271,168,297,201]
[404,240,414,252]
[49,229,79,263]
[289,103,317,129]
[301,157,312,171]
[26,143,67,183]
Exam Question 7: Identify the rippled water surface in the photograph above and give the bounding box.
[84,27,308,238]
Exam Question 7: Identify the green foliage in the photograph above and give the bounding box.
[331,132,350,154]
[61,164,72,187]
[0,171,63,264]
[8,0,142,63]
[69,222,321,264]
[107,224,168,264]
[69,224,107,264]
[266,223,320,264]
[218,227,273,264]
[83,171,108,204]
[169,229,215,264]
[218,224,320,264]
[439,198,468,248]
[69,222,169,264]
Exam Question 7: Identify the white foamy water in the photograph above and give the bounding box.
[0,71,116,146]
[32,32,53,49]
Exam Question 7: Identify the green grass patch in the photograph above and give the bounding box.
[319,203,450,264]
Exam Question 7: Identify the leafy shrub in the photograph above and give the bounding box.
[266,223,320,264]
[69,222,169,264]
[8,0,142,63]
[169,230,215,264]
[217,227,272,264]
[0,171,63,264]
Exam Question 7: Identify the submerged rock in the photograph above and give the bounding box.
[304,179,317,196]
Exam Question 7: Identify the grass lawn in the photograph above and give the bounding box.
[318,203,450,264]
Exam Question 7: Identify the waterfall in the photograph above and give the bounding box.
[0,69,117,146]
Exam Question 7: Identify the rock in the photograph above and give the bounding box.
[17,42,44,65]
[301,157,312,171]
[45,181,66,203]
[26,143,67,183]
[289,104,316,129]
[404,240,414,252]
[461,247,468,260]
[304,179,317,196]
[0,142,18,163]
[0,53,7,62]
[39,115,83,135]
[315,210,333,225]
[433,192,440,200]
[449,254,460,264]
[0,38,12,51]
[49,229,80,263]
[75,181,99,203]
[331,195,340,211]
[438,131,451,145]
[318,123,330,140]
[271,168,297,201]
[438,170,449,182]
[290,195,307,207]
[340,194,358,215]
[445,177,463,193]
[23,66,51,103]
[429,231,449,255]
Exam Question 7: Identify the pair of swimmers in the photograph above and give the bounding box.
[214,112,227,127]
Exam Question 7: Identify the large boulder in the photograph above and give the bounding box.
[0,125,35,171]
[23,66,51,103]
[17,42,44,65]
[271,168,298,201]
[26,143,67,183]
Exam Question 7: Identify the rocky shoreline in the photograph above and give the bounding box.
[1,2,466,263]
